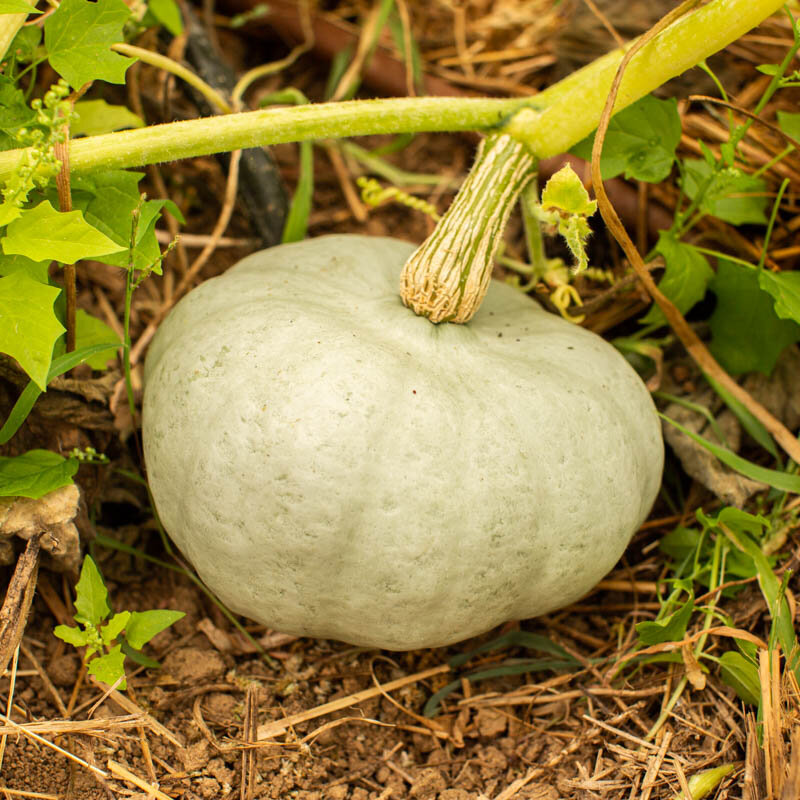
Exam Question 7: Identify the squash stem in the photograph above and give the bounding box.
[400,133,536,323]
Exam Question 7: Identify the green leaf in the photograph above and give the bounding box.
[121,639,161,668]
[100,611,130,646]
[75,310,120,369]
[718,650,761,705]
[63,172,170,271]
[681,160,768,226]
[0,252,49,283]
[0,203,22,225]
[540,164,596,216]
[54,624,91,648]
[709,259,800,375]
[87,644,127,688]
[5,25,42,66]
[636,593,695,645]
[0,0,41,13]
[147,0,183,35]
[0,449,77,499]
[640,234,714,326]
[44,0,135,88]
[0,272,63,389]
[3,200,125,264]
[71,99,144,137]
[777,110,800,142]
[0,75,37,150]
[659,526,702,564]
[758,269,800,326]
[281,141,313,243]
[125,609,185,650]
[570,95,681,182]
[73,555,110,626]
[661,413,800,494]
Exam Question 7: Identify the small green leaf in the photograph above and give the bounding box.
[0,272,64,389]
[87,645,127,688]
[758,269,800,325]
[0,74,38,150]
[3,200,125,264]
[74,555,110,627]
[718,650,761,705]
[570,95,681,182]
[100,611,130,646]
[659,526,702,564]
[281,141,314,243]
[54,624,91,648]
[636,593,695,645]
[640,234,714,326]
[63,171,172,271]
[75,310,120,369]
[5,25,42,65]
[540,164,597,217]
[125,609,185,650]
[777,111,800,142]
[681,160,768,226]
[121,639,161,668]
[44,0,135,88]
[147,0,183,35]
[0,253,50,283]
[71,99,144,137]
[0,449,77,499]
[0,0,41,13]
[709,259,800,375]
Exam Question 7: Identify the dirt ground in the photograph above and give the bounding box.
[2,0,800,797]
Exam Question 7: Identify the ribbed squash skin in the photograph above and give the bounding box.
[143,235,663,650]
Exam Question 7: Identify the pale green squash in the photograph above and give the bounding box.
[143,234,663,650]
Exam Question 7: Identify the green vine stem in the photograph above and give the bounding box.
[0,0,784,182]
[400,133,535,323]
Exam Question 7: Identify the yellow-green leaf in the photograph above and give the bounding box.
[0,272,63,389]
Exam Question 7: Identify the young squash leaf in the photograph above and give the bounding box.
[0,271,63,389]
[43,0,135,88]
[570,95,681,182]
[0,449,78,499]
[709,259,800,375]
